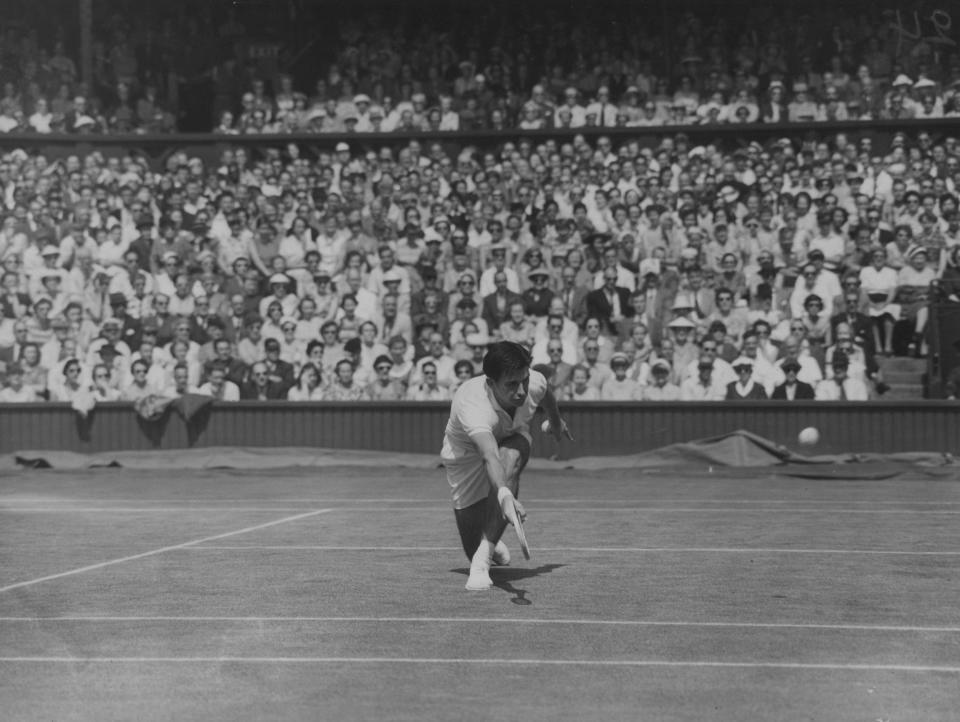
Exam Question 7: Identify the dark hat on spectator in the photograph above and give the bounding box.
[782,359,802,373]
[639,258,661,277]
[269,273,291,285]
[136,215,154,229]
[98,343,121,358]
[374,354,393,368]
[697,357,714,370]
[651,359,671,374]
[109,292,127,307]
[264,338,281,352]
[708,320,727,333]
[832,351,850,369]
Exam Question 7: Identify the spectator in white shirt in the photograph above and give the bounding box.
[196,362,240,401]
[680,356,727,400]
[815,352,869,400]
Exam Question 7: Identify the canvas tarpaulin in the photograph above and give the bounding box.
[2,430,957,479]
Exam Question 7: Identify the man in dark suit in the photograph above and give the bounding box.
[772,359,816,400]
[204,337,248,387]
[240,361,287,400]
[863,212,894,249]
[481,271,523,330]
[0,320,29,371]
[557,265,590,328]
[616,289,661,344]
[585,267,633,337]
[109,293,143,352]
[262,337,295,394]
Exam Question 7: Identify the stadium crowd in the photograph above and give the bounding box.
[1,1,960,133]
[0,121,957,403]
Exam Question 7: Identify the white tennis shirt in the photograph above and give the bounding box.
[440,370,547,508]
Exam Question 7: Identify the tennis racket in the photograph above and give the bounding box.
[508,497,530,560]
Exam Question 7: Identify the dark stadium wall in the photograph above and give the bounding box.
[1,402,956,458]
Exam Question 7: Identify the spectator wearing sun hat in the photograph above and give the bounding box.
[772,359,816,400]
[725,356,768,399]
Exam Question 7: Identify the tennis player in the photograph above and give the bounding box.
[441,341,572,590]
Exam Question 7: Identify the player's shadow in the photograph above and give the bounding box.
[452,564,565,605]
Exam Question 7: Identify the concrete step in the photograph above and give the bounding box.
[883,371,923,384]
[879,383,924,400]
[877,357,928,374]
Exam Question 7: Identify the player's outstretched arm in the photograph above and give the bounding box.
[474,430,525,527]
[540,387,574,441]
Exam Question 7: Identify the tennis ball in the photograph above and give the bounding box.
[541,419,552,434]
[798,427,820,445]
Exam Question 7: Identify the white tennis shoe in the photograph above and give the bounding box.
[491,540,511,566]
[465,565,493,590]
[465,545,494,590]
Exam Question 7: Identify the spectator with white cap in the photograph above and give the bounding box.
[600,352,642,400]
[640,359,680,400]
[725,356,768,400]
[258,273,298,318]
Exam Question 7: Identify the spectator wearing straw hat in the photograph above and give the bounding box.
[725,356,768,399]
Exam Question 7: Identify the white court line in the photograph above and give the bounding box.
[3,498,959,505]
[182,545,960,556]
[0,509,333,594]
[0,508,330,513]
[0,656,957,672]
[8,506,960,514]
[316,506,960,514]
[1,617,958,633]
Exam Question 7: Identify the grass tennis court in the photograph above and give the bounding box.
[1,464,959,721]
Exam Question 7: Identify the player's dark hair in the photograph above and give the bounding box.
[482,341,531,381]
